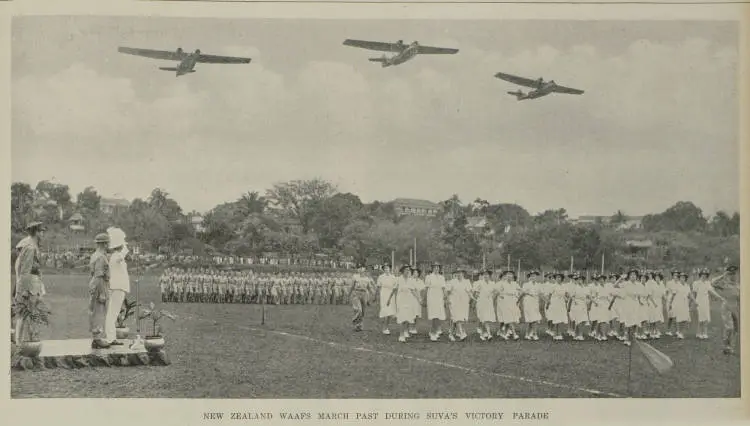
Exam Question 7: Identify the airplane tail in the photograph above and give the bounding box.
[507,90,525,100]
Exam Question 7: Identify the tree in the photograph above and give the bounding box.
[642,201,707,233]
[265,178,338,233]
[610,210,627,228]
[34,180,72,222]
[11,182,35,232]
[76,186,101,214]
[147,188,183,222]
[533,208,568,227]
[487,203,532,232]
[310,192,365,248]
[237,191,267,216]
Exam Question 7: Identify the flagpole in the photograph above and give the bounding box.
[570,256,574,273]
[507,254,510,270]
[414,238,417,266]
[391,250,395,270]
[601,252,605,275]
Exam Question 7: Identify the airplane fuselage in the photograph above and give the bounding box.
[511,82,556,100]
[176,54,199,76]
[378,43,420,67]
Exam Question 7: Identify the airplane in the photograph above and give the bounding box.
[342,39,458,67]
[494,72,584,100]
[117,46,252,76]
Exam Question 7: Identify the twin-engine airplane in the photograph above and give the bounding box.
[343,39,458,67]
[117,47,252,76]
[495,72,584,100]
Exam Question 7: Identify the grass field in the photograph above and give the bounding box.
[10,272,741,398]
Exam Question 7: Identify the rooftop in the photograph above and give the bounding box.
[392,198,440,210]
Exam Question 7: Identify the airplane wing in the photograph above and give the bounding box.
[343,39,404,53]
[551,85,584,95]
[494,72,541,89]
[415,45,459,55]
[118,47,184,61]
[197,54,252,64]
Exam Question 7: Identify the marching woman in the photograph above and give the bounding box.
[393,265,420,343]
[409,268,424,335]
[664,270,681,336]
[645,272,666,338]
[474,270,498,341]
[425,263,448,341]
[568,275,590,341]
[519,270,542,340]
[545,273,568,341]
[691,268,728,339]
[377,264,398,335]
[616,270,642,346]
[589,275,612,341]
[446,268,472,341]
[496,270,521,340]
[666,271,691,339]
[541,273,555,336]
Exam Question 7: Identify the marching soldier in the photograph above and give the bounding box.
[349,265,374,332]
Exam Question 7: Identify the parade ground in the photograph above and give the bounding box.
[11,272,741,399]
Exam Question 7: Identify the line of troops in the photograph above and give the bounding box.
[158,267,374,306]
[371,264,740,354]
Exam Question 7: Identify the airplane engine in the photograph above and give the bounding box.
[195,49,201,55]
[176,47,183,54]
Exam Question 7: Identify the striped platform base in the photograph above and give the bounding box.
[12,338,171,370]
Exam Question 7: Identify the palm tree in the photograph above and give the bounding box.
[237,191,268,216]
[611,210,627,227]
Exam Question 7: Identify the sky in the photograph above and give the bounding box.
[10,17,739,217]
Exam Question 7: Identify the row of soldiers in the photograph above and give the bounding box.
[158,267,375,305]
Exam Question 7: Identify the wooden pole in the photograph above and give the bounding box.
[507,254,511,270]
[391,250,395,271]
[517,259,521,277]
[570,256,574,273]
[414,238,417,265]
[482,252,486,270]
[601,252,605,275]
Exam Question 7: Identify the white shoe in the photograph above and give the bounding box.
[382,329,391,335]
[398,336,407,343]
[676,332,684,339]
[574,336,584,341]
[553,335,563,341]
[665,331,674,337]
[429,333,439,342]
[448,334,456,342]
[624,340,631,346]
[531,334,539,341]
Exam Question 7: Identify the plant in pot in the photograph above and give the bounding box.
[13,296,52,358]
[138,302,176,352]
[116,297,139,340]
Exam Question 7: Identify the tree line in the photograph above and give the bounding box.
[11,178,740,270]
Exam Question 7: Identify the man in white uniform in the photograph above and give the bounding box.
[105,227,130,345]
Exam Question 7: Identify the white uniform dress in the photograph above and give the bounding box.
[475,279,498,323]
[396,276,417,324]
[646,280,665,323]
[425,273,447,320]
[589,284,611,323]
[546,284,568,324]
[620,281,643,327]
[670,283,691,322]
[665,279,679,319]
[569,285,590,324]
[521,281,542,323]
[447,278,472,322]
[692,279,713,322]
[413,278,425,319]
[496,280,521,323]
[378,273,398,318]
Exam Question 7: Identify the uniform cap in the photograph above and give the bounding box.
[94,233,110,244]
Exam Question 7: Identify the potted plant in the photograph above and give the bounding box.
[116,298,139,340]
[13,296,51,358]
[138,302,176,352]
